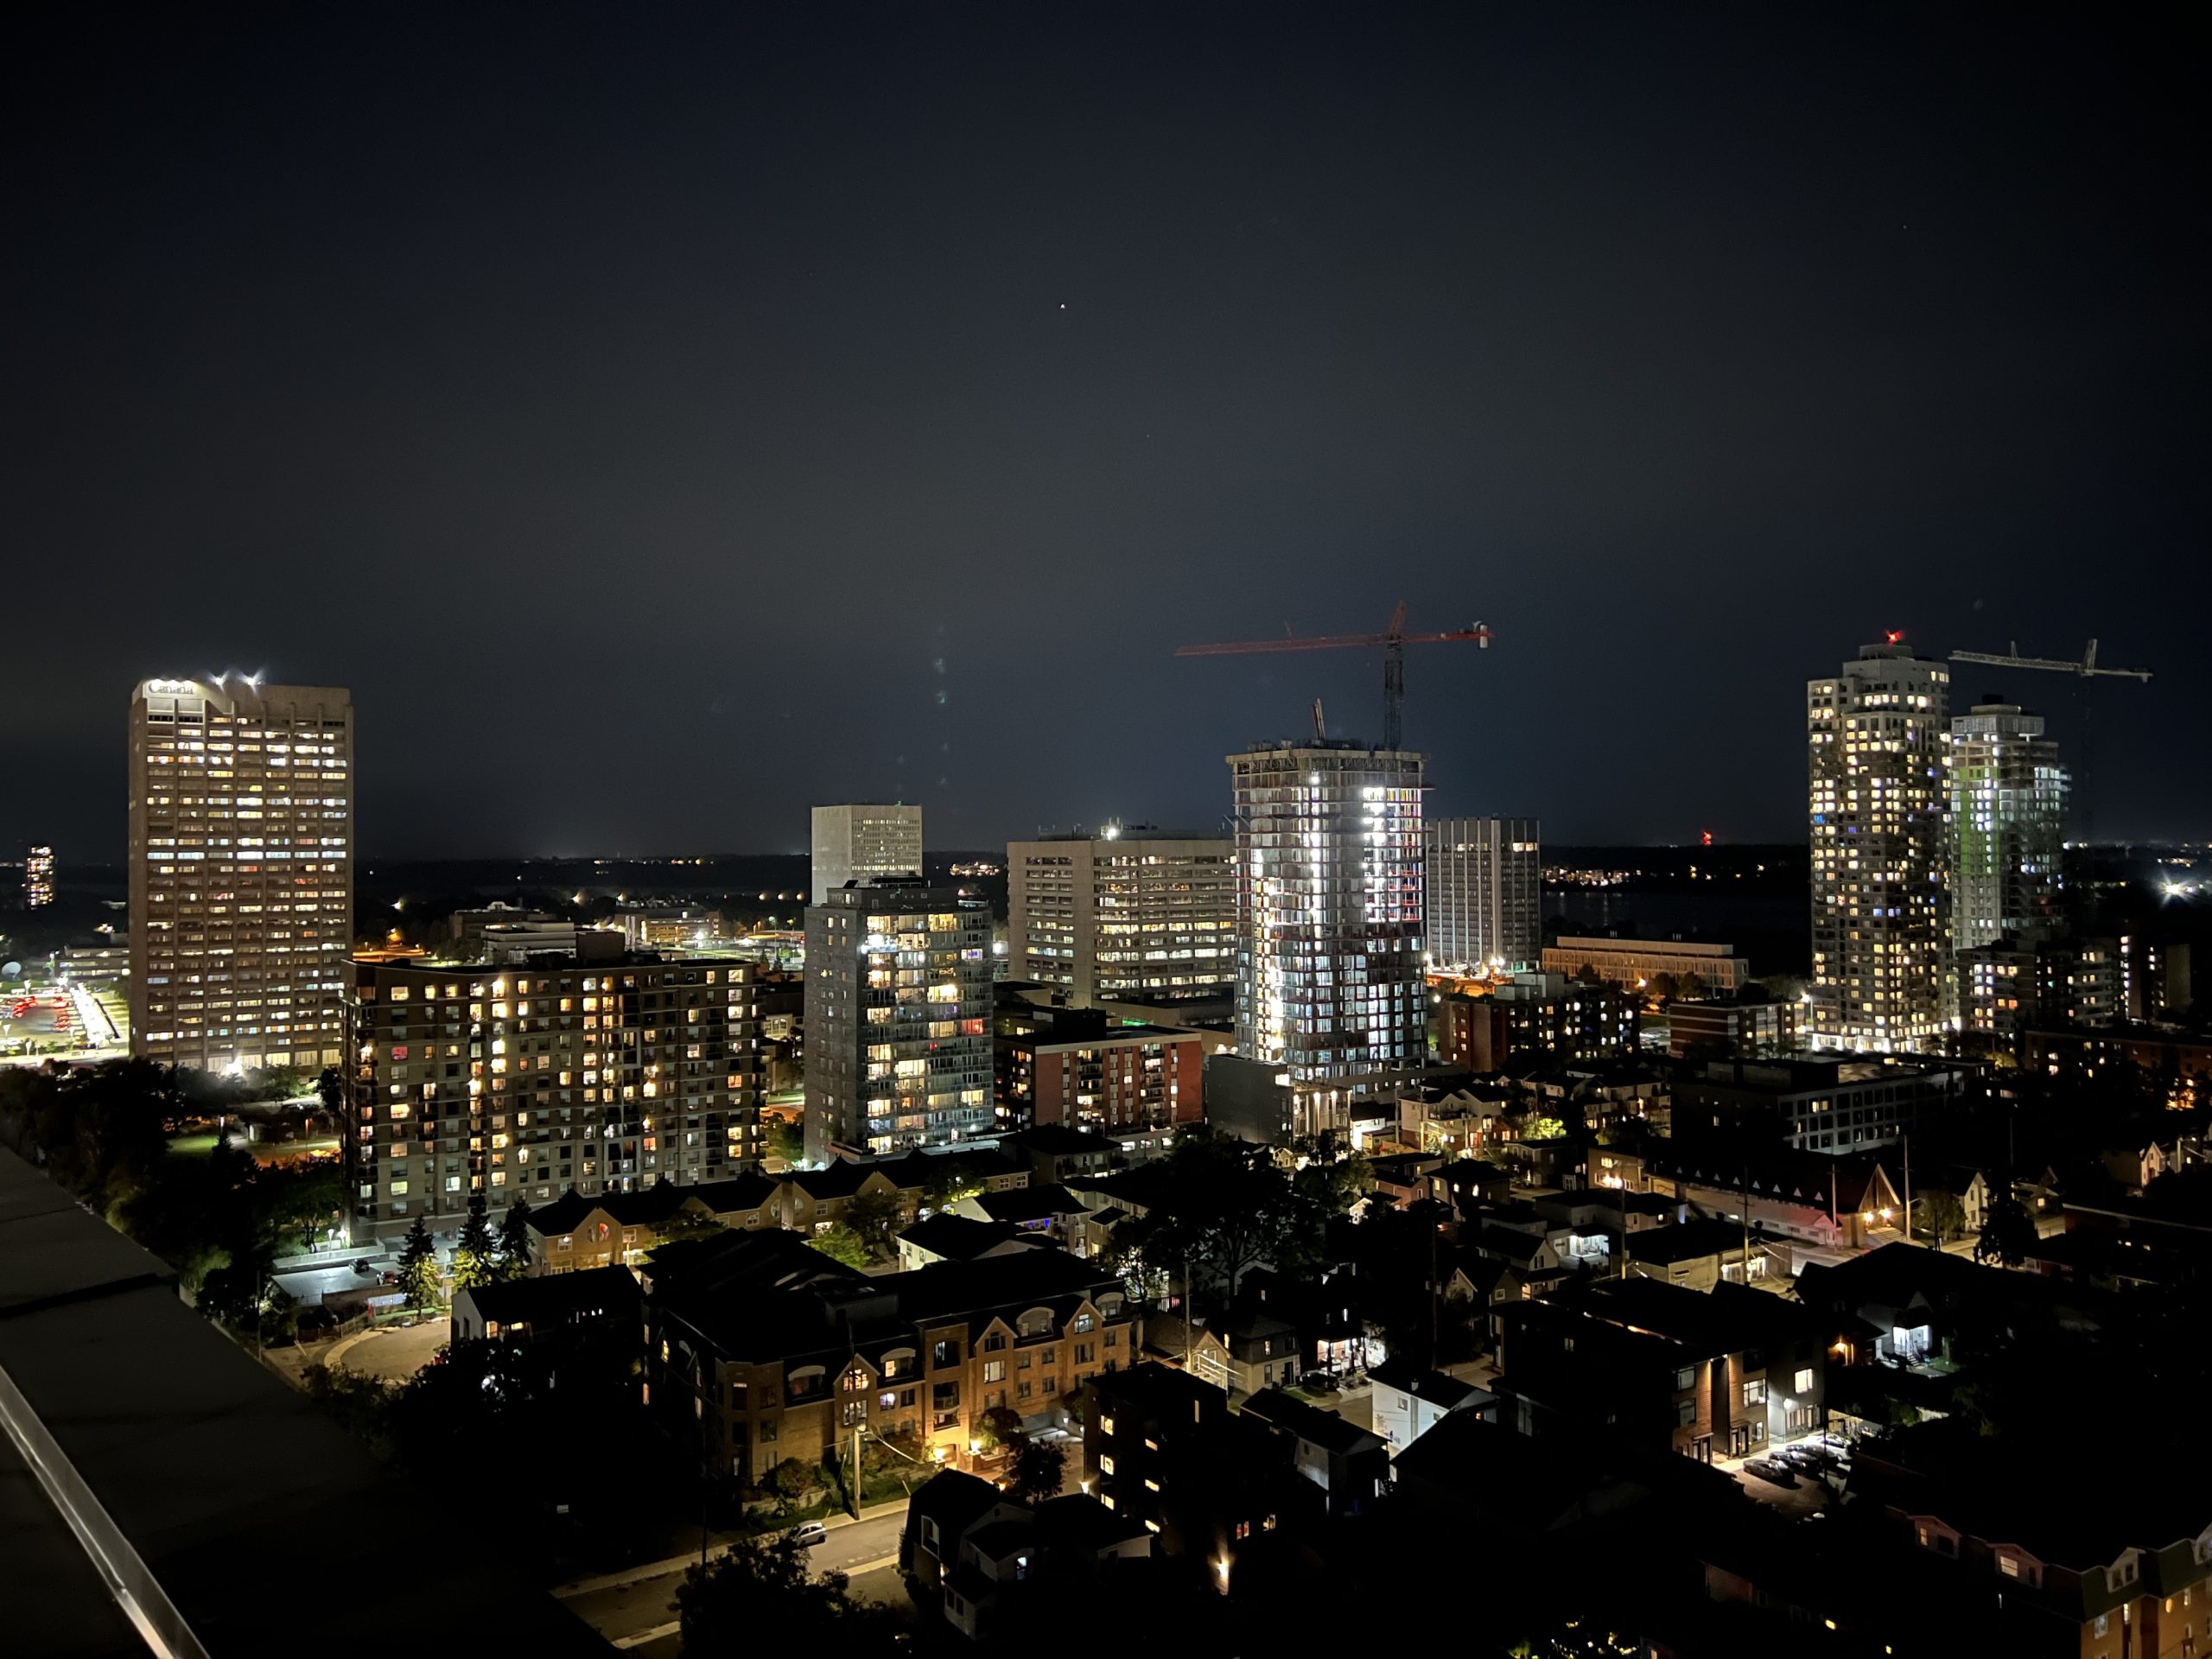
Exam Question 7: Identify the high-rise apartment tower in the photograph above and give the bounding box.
[810,804,924,905]
[1807,643,1949,1052]
[1230,741,1427,1135]
[128,677,353,1072]
[1426,817,1541,972]
[23,845,55,909]
[1007,830,1235,1007]
[804,880,993,1160]
[1949,699,2068,953]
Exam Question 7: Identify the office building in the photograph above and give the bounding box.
[128,677,353,1073]
[810,804,924,904]
[1668,997,1801,1058]
[1808,643,1951,1052]
[1949,699,2068,953]
[23,845,54,909]
[1229,740,1427,1138]
[1007,830,1235,1006]
[1426,817,1540,972]
[343,951,761,1240]
[1541,936,1749,997]
[804,880,994,1160]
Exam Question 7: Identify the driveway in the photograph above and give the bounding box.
[322,1316,451,1382]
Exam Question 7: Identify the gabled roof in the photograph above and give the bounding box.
[909,1467,1010,1531]
[684,1168,782,1214]
[782,1158,899,1201]
[965,1183,1091,1224]
[1652,1146,1891,1213]
[897,1212,1025,1262]
[526,1181,691,1238]
[1368,1358,1481,1409]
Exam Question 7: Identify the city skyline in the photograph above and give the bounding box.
[6,7,2206,860]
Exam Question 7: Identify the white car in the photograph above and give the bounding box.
[787,1521,829,1548]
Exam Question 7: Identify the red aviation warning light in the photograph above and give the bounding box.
[1700,831,1714,847]
[1885,630,1904,645]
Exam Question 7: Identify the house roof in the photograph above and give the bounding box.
[1033,1492,1150,1553]
[909,1468,1009,1531]
[1652,1147,1891,1213]
[963,1518,1034,1560]
[897,1212,1025,1262]
[1368,1358,1481,1409]
[527,1181,692,1238]
[1007,1124,1119,1157]
[781,1158,897,1201]
[1239,1389,1384,1456]
[457,1265,641,1330]
[1627,1217,1765,1267]
[965,1183,1091,1224]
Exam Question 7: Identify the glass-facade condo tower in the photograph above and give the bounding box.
[804,880,993,1160]
[1808,644,1949,1052]
[1950,700,2067,951]
[1230,741,1427,1120]
[128,677,353,1073]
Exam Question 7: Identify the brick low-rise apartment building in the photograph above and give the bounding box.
[647,1231,1135,1483]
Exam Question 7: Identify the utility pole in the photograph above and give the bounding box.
[1904,1135,1916,1248]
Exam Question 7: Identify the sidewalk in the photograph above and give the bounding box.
[554,1496,911,1599]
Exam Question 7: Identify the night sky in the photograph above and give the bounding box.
[7,4,2206,860]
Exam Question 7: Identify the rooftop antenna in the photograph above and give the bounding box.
[1311,698,1327,741]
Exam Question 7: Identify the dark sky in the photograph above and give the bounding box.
[6,3,2206,860]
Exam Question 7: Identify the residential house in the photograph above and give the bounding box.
[649,1236,1135,1484]
[1368,1358,1489,1456]
[1646,1147,1905,1250]
[1625,1217,1791,1292]
[1084,1363,1320,1592]
[951,1183,1099,1256]
[1237,1389,1389,1516]
[525,1168,783,1274]
[451,1264,643,1345]
[895,1213,1036,1272]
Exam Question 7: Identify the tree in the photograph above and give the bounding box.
[842,1187,906,1262]
[1915,1189,1967,1247]
[1006,1439,1066,1503]
[397,1216,441,1311]
[763,1117,804,1166]
[676,1532,895,1654]
[974,1404,1026,1454]
[807,1224,871,1269]
[1116,1130,1328,1303]
[1975,1192,2037,1268]
[494,1198,535,1281]
[655,1205,728,1249]
[1573,963,1603,988]
[1677,971,1707,1001]
[1648,971,1679,1003]
[451,1194,499,1292]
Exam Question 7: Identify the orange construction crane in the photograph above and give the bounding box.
[1176,601,1491,750]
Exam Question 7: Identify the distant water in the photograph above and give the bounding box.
[1547,887,1808,979]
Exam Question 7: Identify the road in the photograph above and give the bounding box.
[556,1509,908,1651]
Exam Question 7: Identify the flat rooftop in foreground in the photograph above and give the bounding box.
[0,1146,609,1659]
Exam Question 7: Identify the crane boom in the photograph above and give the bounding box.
[1949,638,2152,683]
[1177,602,1492,748]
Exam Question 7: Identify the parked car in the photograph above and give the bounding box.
[1299,1370,1335,1393]
[352,1259,376,1275]
[1743,1459,1797,1487]
[788,1521,829,1548]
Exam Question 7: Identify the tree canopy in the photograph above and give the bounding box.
[676,1533,898,1655]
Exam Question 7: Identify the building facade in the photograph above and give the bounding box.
[804,880,994,1161]
[1540,936,1748,997]
[810,804,924,905]
[1808,643,1951,1052]
[1949,699,2067,953]
[1230,741,1427,1138]
[23,845,54,909]
[128,677,353,1073]
[1426,817,1540,972]
[995,1001,1204,1135]
[1006,831,1235,1006]
[342,952,760,1240]
[1438,975,1639,1071]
